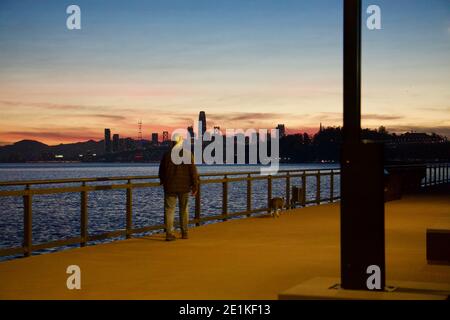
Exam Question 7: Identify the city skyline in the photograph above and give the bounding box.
[1,0,449,145]
[103,111,286,150]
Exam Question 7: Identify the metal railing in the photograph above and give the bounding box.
[0,168,339,258]
[422,163,450,187]
[0,163,448,258]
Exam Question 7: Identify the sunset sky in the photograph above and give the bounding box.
[0,0,449,145]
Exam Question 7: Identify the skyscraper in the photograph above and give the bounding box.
[199,111,207,136]
[162,131,169,142]
[276,124,286,138]
[112,134,120,153]
[104,129,112,153]
[152,133,159,145]
[187,126,195,139]
[124,137,135,151]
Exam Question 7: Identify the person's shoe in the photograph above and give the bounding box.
[166,234,176,241]
[181,232,189,239]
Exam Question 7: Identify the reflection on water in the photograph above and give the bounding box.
[0,163,340,259]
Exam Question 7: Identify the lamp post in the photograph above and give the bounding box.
[341,0,386,290]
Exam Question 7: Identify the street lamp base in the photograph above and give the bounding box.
[279,277,450,300]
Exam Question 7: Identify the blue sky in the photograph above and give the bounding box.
[0,0,449,144]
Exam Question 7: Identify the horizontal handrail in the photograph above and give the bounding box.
[0,167,341,187]
[0,175,159,187]
[0,181,161,197]
[1,163,448,187]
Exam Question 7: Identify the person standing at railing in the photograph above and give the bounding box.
[158,133,198,241]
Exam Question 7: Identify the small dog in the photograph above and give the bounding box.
[269,197,285,218]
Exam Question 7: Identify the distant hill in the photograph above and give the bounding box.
[50,140,104,158]
[0,139,104,162]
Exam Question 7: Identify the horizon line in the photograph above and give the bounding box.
[1,127,448,148]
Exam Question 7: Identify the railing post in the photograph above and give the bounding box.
[316,171,321,205]
[445,163,449,183]
[430,165,433,186]
[23,184,32,257]
[438,163,442,184]
[126,179,132,239]
[434,165,437,185]
[330,170,334,203]
[443,163,446,183]
[444,164,447,184]
[267,175,272,213]
[246,174,252,217]
[302,171,306,206]
[429,165,433,187]
[447,163,449,183]
[444,163,446,183]
[429,165,432,186]
[222,175,228,221]
[437,164,440,184]
[80,182,88,247]
[285,172,291,209]
[444,164,446,184]
[195,179,201,226]
[444,163,447,183]
[337,170,341,199]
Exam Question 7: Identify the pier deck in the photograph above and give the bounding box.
[0,189,449,300]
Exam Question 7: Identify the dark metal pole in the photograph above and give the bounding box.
[343,0,361,145]
[341,0,386,290]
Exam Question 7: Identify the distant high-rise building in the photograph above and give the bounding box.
[104,129,112,153]
[187,126,194,138]
[152,133,159,145]
[162,131,169,142]
[112,134,120,153]
[124,137,135,151]
[199,111,207,136]
[138,120,143,141]
[276,124,286,138]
